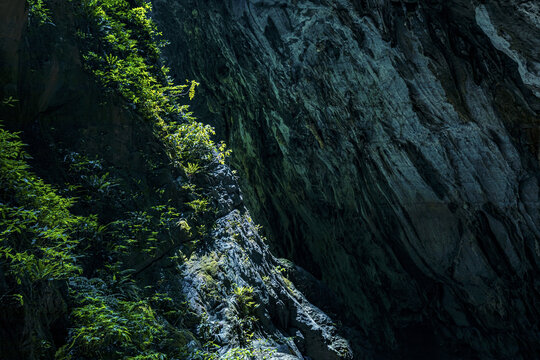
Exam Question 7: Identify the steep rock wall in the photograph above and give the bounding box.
[153,0,540,358]
[0,0,350,358]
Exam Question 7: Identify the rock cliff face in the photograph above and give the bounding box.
[2,0,540,358]
[152,0,540,358]
[0,0,350,359]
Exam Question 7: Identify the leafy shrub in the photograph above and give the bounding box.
[9,0,240,356]
[27,0,52,25]
[228,285,259,342]
[0,114,192,359]
[57,278,187,360]
[0,121,102,357]
[232,286,258,319]
[0,125,94,286]
[74,0,230,167]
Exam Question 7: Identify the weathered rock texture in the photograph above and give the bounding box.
[153,0,540,358]
[0,0,350,358]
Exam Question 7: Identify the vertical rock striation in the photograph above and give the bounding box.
[153,0,540,358]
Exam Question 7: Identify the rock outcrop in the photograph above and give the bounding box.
[153,0,540,358]
[0,0,350,358]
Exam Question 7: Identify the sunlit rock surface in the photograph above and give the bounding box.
[154,0,540,358]
[0,0,351,358]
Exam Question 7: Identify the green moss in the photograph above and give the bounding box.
[200,254,220,278]
[195,254,222,302]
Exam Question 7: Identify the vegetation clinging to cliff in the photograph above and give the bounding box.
[0,103,195,358]
[0,0,236,358]
[74,0,230,167]
[0,125,90,288]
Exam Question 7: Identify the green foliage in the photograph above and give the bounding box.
[188,341,277,360]
[0,125,94,285]
[0,121,105,357]
[227,285,259,343]
[184,162,201,176]
[232,286,259,321]
[5,0,247,356]
[63,152,119,195]
[108,204,182,261]
[186,198,209,215]
[27,0,53,25]
[0,120,192,359]
[165,121,223,165]
[57,278,186,360]
[74,0,229,167]
[1,96,19,107]
[188,81,200,101]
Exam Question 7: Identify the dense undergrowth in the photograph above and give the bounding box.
[0,0,240,359]
[0,120,198,359]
